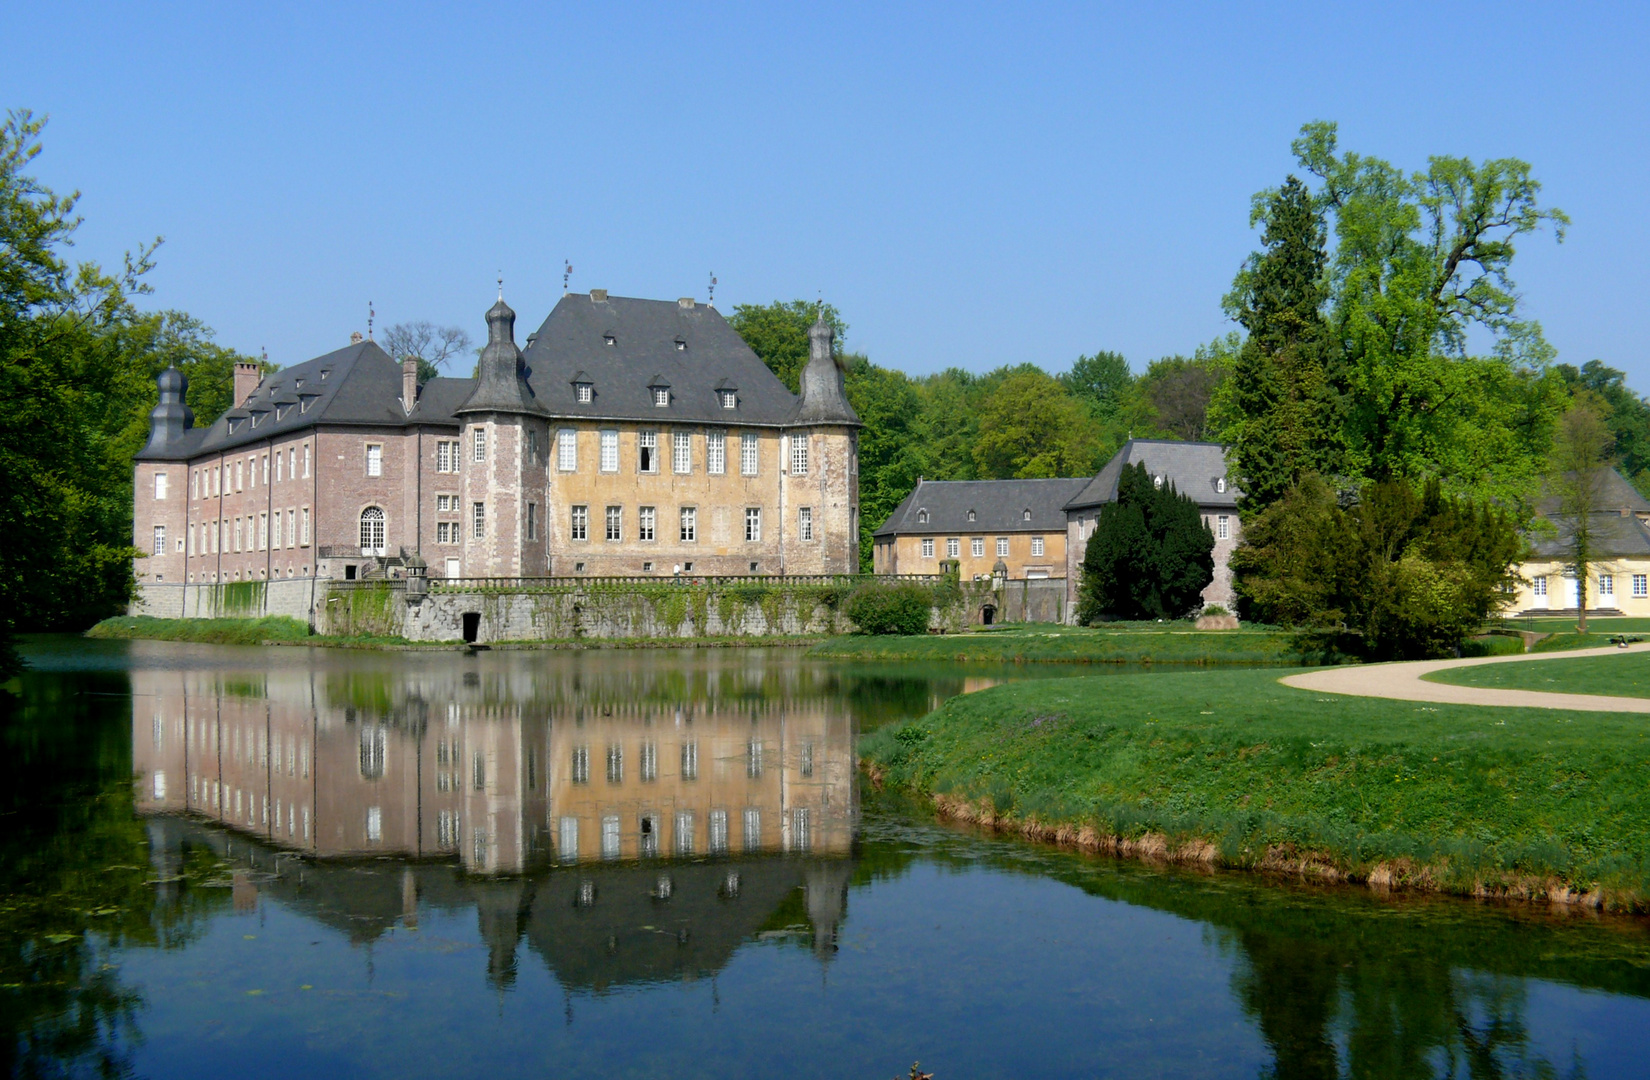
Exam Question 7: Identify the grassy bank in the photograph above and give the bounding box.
[1426,652,1650,698]
[87,615,315,645]
[810,624,1310,665]
[860,668,1650,908]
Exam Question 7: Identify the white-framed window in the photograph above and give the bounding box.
[918,509,929,524]
[1217,514,1230,540]
[1600,573,1615,597]
[359,507,386,554]
[436,521,456,544]
[1533,575,1548,597]
[640,741,658,782]
[1031,536,1045,558]
[707,430,726,475]
[673,431,692,474]
[303,444,311,478]
[258,513,268,550]
[1022,508,1031,522]
[680,507,697,542]
[234,461,243,491]
[746,738,763,778]
[558,816,578,860]
[436,494,451,512]
[743,807,761,852]
[1217,477,1227,493]
[571,505,589,542]
[946,537,960,559]
[601,814,620,859]
[436,440,452,473]
[606,743,623,784]
[275,453,283,483]
[191,469,199,499]
[745,507,761,542]
[234,518,243,552]
[639,430,658,473]
[791,436,809,476]
[300,507,310,546]
[792,807,811,852]
[997,537,1010,557]
[472,428,486,462]
[365,444,382,477]
[571,745,590,784]
[273,512,283,548]
[605,505,622,542]
[971,537,984,558]
[557,429,577,471]
[639,506,656,542]
[1634,574,1648,598]
[576,382,593,404]
[526,502,538,542]
[681,740,698,780]
[799,506,813,542]
[471,502,484,539]
[709,808,728,854]
[154,472,168,500]
[152,525,166,555]
[740,432,758,476]
[600,429,619,472]
[653,387,670,408]
[286,509,295,548]
[922,538,935,559]
[719,389,736,409]
[262,454,269,485]
[675,810,695,856]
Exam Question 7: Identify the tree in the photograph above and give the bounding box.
[1272,122,1568,502]
[727,300,845,393]
[1220,176,1338,508]
[0,110,255,645]
[1547,396,1615,633]
[1078,462,1214,621]
[380,320,474,383]
[1556,360,1650,497]
[1232,474,1523,658]
[1061,350,1131,417]
[971,368,1104,478]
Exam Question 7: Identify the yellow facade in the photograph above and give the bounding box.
[873,529,1066,579]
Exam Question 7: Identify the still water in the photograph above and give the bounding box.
[6,637,1650,1079]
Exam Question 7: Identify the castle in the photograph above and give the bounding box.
[133,291,862,606]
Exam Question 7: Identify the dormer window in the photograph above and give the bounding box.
[719,390,736,409]
[1216,477,1227,493]
[300,394,319,413]
[1153,475,1164,490]
[319,369,330,381]
[1022,509,1031,521]
[275,404,291,421]
[917,509,929,524]
[967,509,976,522]
[293,377,304,389]
[603,334,616,347]
[576,383,593,404]
[674,338,687,352]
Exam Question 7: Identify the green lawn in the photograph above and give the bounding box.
[1426,651,1650,699]
[1509,616,1650,634]
[861,667,1650,905]
[810,624,1309,666]
[86,615,315,645]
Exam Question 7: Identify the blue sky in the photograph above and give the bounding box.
[5,2,1646,385]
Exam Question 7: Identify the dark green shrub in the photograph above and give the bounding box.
[847,584,933,635]
[1079,462,1215,621]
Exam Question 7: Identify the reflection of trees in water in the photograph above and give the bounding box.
[0,675,225,1078]
[1232,926,1589,1078]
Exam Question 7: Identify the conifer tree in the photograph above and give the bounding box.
[1225,176,1337,509]
[1078,463,1214,621]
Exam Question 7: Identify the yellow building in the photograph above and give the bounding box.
[1512,469,1650,616]
[871,477,1087,579]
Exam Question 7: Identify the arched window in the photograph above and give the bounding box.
[917,509,929,524]
[359,506,386,555]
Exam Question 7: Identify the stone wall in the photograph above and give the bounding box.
[132,578,321,621]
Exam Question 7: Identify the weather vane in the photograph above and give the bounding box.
[497,272,503,301]
[563,260,573,294]
[708,272,717,305]
[367,302,375,340]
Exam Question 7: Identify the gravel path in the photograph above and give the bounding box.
[1278,642,1650,713]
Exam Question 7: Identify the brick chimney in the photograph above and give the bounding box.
[402,357,419,413]
[233,360,260,408]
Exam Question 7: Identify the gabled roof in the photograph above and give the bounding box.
[1529,512,1650,560]
[1064,439,1239,511]
[520,293,800,426]
[1535,468,1650,518]
[872,477,1089,537]
[167,341,475,459]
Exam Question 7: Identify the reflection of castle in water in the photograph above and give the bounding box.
[130,653,858,987]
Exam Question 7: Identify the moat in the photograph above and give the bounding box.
[5,638,1650,1078]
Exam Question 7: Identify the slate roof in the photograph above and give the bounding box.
[872,478,1090,538]
[137,340,477,460]
[1534,468,1650,518]
[1529,512,1650,559]
[1064,439,1239,511]
[519,293,806,427]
